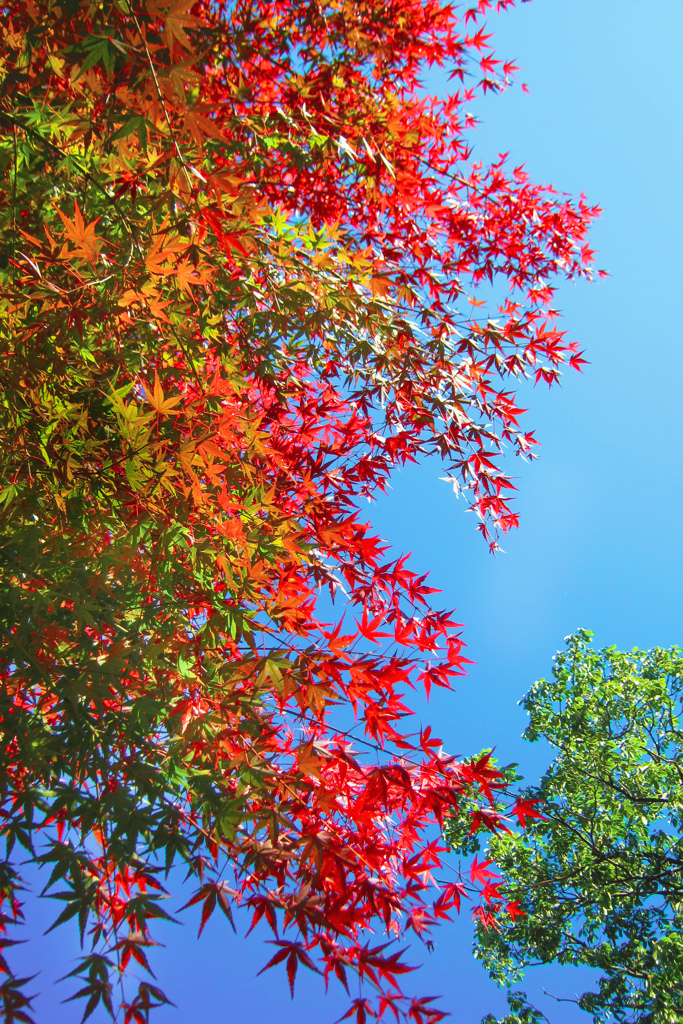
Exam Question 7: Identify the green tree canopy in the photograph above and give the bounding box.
[447,630,683,1024]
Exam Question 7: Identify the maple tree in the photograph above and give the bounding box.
[0,0,598,1021]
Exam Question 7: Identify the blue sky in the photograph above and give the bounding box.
[16,0,683,1020]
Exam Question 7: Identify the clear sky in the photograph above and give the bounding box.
[16,1,683,1020]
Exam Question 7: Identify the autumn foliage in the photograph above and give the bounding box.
[0,0,598,1020]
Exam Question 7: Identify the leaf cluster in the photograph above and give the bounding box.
[0,0,597,1021]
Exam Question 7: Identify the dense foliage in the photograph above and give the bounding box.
[459,631,683,1024]
[0,0,597,1020]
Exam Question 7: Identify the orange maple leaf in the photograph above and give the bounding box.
[174,259,212,293]
[147,0,198,54]
[57,200,103,263]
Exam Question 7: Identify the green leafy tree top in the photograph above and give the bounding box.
[446,630,683,1024]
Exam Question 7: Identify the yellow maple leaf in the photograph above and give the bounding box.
[146,371,182,417]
